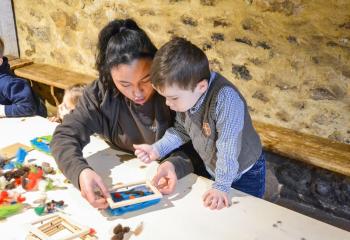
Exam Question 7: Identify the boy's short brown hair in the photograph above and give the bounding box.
[151,37,210,91]
[0,37,4,57]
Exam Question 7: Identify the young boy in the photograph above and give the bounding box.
[134,37,265,210]
[0,37,46,117]
[49,83,86,123]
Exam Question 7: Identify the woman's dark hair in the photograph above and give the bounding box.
[96,19,157,89]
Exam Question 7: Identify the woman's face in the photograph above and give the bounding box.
[111,58,154,105]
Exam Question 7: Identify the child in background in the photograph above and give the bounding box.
[134,37,265,210]
[49,84,86,123]
[0,37,47,118]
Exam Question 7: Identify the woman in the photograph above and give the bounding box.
[51,19,199,209]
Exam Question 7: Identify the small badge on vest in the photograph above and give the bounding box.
[202,122,211,137]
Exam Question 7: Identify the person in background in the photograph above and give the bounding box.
[49,83,86,123]
[0,37,47,118]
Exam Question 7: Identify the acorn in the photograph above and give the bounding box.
[111,232,123,240]
[113,224,123,235]
[122,226,130,233]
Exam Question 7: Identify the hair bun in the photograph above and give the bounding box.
[119,26,127,33]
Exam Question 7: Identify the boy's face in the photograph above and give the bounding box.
[156,80,208,112]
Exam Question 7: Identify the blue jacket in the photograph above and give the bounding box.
[0,57,47,117]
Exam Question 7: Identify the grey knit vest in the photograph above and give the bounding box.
[178,73,262,174]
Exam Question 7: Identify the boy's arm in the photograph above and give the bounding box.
[153,113,190,158]
[1,78,37,117]
[213,87,244,193]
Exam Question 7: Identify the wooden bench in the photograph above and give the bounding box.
[10,60,350,177]
[6,55,33,70]
[254,121,350,177]
[14,63,96,106]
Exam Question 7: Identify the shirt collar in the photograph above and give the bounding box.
[189,72,216,114]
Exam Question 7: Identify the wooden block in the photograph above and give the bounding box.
[0,143,33,160]
[107,180,162,209]
[14,63,96,90]
[253,121,350,176]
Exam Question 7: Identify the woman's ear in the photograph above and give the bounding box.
[196,79,208,94]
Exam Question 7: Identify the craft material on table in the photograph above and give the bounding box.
[30,136,52,155]
[107,181,162,216]
[26,213,96,240]
[0,143,33,160]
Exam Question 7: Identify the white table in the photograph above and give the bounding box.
[0,116,349,240]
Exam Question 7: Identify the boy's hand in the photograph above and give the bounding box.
[133,144,160,163]
[202,188,230,210]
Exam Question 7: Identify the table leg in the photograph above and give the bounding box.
[50,86,60,107]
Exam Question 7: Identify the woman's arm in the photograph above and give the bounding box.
[51,80,104,189]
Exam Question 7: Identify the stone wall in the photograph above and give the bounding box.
[13,0,350,144]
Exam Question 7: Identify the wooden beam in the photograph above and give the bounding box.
[253,121,350,176]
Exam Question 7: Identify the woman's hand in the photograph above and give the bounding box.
[133,144,160,163]
[79,168,109,209]
[152,161,177,194]
[202,188,230,210]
